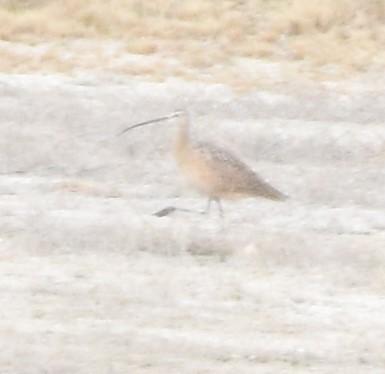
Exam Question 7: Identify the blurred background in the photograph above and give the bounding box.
[1,0,384,89]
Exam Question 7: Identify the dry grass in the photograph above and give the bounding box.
[0,0,385,89]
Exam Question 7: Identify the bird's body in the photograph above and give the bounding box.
[120,110,287,215]
[176,140,286,200]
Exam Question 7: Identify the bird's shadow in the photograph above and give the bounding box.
[153,206,206,217]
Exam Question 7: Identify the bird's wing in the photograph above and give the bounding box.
[195,142,286,200]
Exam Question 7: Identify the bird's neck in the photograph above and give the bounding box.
[174,116,189,155]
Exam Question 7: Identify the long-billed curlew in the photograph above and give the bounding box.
[119,110,287,216]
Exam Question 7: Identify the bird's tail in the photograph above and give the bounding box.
[257,179,288,201]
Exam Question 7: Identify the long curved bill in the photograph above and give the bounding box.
[118,112,179,136]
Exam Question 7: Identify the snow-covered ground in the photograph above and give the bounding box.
[0,73,385,373]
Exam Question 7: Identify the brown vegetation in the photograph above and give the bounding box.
[0,0,384,87]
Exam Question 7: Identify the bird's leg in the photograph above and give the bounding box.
[202,197,212,215]
[214,197,224,218]
[203,196,223,217]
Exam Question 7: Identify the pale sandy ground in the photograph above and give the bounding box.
[1,71,385,373]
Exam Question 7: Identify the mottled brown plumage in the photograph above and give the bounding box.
[120,110,287,216]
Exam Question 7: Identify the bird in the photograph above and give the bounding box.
[119,110,287,216]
